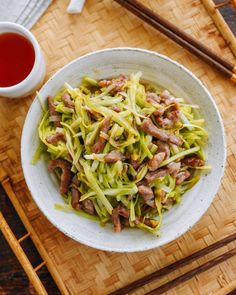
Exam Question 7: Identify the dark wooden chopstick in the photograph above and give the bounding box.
[115,0,236,84]
[109,232,236,295]
[126,0,236,74]
[146,247,236,295]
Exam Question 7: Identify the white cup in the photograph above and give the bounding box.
[0,22,46,98]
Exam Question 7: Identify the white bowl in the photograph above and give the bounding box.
[21,48,226,252]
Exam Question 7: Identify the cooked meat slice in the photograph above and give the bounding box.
[71,175,81,210]
[71,176,94,214]
[141,118,183,146]
[99,116,111,133]
[138,185,154,200]
[111,207,122,232]
[145,168,168,183]
[136,179,148,187]
[163,198,174,207]
[98,79,112,88]
[140,217,158,228]
[91,116,111,153]
[160,90,178,105]
[148,152,165,171]
[104,151,125,163]
[155,117,173,129]
[48,96,57,115]
[167,109,181,123]
[153,107,165,116]
[62,92,74,109]
[121,217,130,228]
[72,175,80,187]
[160,90,171,101]
[71,188,81,210]
[168,134,183,146]
[181,156,205,167]
[155,112,180,130]
[176,171,191,185]
[46,132,64,144]
[155,104,180,128]
[49,115,62,125]
[141,118,169,142]
[138,185,155,208]
[167,162,181,178]
[48,96,61,127]
[146,199,155,208]
[118,74,128,81]
[146,92,161,105]
[165,97,178,105]
[111,205,129,232]
[87,108,101,120]
[128,159,140,170]
[98,74,127,92]
[112,74,127,92]
[48,159,72,194]
[157,103,181,126]
[82,199,95,215]
[154,140,170,159]
[118,206,130,218]
[110,106,122,112]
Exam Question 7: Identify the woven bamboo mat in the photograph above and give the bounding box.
[0,0,236,294]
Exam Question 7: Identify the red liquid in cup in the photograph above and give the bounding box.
[0,32,35,87]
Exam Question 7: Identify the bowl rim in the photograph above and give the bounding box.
[21,47,226,252]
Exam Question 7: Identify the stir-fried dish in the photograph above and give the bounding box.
[33,72,210,235]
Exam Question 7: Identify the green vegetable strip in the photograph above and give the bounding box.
[80,190,96,201]
[92,97,123,106]
[103,186,138,196]
[139,133,153,161]
[155,198,163,229]
[82,76,98,86]
[159,146,200,167]
[84,98,139,136]
[54,203,99,221]
[127,72,142,125]
[130,200,136,222]
[79,159,113,214]
[31,142,47,164]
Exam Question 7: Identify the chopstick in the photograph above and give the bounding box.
[129,0,236,74]
[109,232,236,295]
[115,0,236,84]
[146,247,236,295]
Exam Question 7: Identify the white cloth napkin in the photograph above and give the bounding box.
[67,0,85,14]
[0,0,52,29]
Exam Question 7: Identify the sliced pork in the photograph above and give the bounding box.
[48,159,72,194]
[91,116,111,153]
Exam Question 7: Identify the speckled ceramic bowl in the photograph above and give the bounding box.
[21,48,226,252]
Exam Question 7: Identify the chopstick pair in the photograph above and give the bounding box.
[115,0,236,84]
[110,232,236,295]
